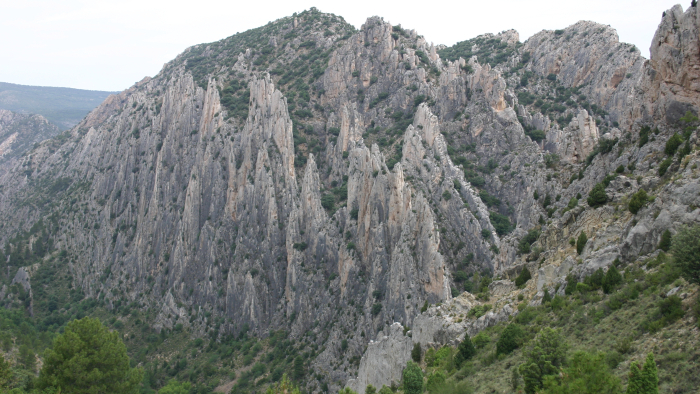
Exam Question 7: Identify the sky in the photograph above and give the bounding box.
[0,0,684,92]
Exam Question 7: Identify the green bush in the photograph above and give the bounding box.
[602,265,622,294]
[515,268,532,288]
[496,323,525,355]
[371,303,382,316]
[402,361,423,394]
[454,336,476,367]
[442,190,452,201]
[628,189,649,214]
[658,230,672,252]
[587,183,608,207]
[541,351,621,394]
[671,225,700,284]
[481,228,491,239]
[520,328,567,394]
[658,157,672,176]
[664,133,683,156]
[518,229,540,255]
[489,211,514,236]
[576,232,587,255]
[615,165,625,173]
[411,343,422,363]
[638,126,650,147]
[472,332,490,349]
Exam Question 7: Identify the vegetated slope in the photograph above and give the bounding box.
[0,110,60,166]
[0,82,116,129]
[0,3,699,394]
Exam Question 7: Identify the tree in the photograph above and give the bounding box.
[628,189,648,214]
[37,317,143,394]
[520,328,568,394]
[656,232,673,255]
[411,343,422,363]
[0,354,12,389]
[293,356,304,381]
[496,323,524,355]
[664,133,683,155]
[587,183,608,207]
[454,336,476,367]
[671,225,700,284]
[378,385,392,394]
[267,374,301,394]
[426,370,446,394]
[602,265,622,294]
[402,361,423,394]
[640,353,658,394]
[541,351,621,394]
[576,232,588,255]
[515,267,532,288]
[365,385,377,394]
[626,353,658,394]
[159,379,192,394]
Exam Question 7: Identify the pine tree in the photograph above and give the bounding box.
[577,232,588,255]
[626,362,642,394]
[602,265,622,294]
[0,354,11,389]
[411,343,422,363]
[454,336,476,367]
[640,353,658,394]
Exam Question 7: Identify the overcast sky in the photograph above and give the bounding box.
[0,0,684,92]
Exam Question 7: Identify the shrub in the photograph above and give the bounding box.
[473,332,490,349]
[518,229,540,255]
[496,323,525,355]
[587,183,607,207]
[454,336,476,367]
[481,228,491,239]
[664,133,683,155]
[442,190,452,200]
[489,211,514,236]
[321,194,335,210]
[628,189,648,214]
[602,265,622,294]
[658,229,672,252]
[576,232,588,255]
[671,225,700,284]
[615,165,625,173]
[658,157,672,176]
[411,343,422,363]
[515,268,532,288]
[541,351,621,394]
[371,303,382,316]
[638,126,650,147]
[402,361,423,394]
[520,328,568,394]
[426,371,446,394]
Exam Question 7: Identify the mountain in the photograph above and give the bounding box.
[0,82,117,130]
[0,4,699,394]
[0,110,60,166]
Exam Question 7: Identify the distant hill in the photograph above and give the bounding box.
[0,82,117,130]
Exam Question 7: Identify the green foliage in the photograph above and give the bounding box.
[481,228,491,239]
[321,193,335,211]
[541,351,621,394]
[626,353,658,394]
[664,133,683,156]
[0,354,11,389]
[658,229,672,252]
[518,229,540,255]
[411,343,422,363]
[514,268,532,288]
[478,190,501,208]
[526,129,546,142]
[602,265,622,294]
[489,211,513,236]
[587,183,608,207]
[159,379,192,394]
[671,225,700,284]
[267,374,301,394]
[37,317,143,394]
[496,323,524,356]
[658,157,672,176]
[426,370,446,394]
[641,295,685,332]
[467,304,492,319]
[628,189,648,214]
[638,126,650,147]
[454,336,476,367]
[520,328,568,394]
[365,385,377,394]
[371,303,382,316]
[576,232,588,255]
[402,361,423,394]
[442,190,452,201]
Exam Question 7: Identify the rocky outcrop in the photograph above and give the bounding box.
[544,109,600,163]
[0,110,59,166]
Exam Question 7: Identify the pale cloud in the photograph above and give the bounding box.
[0,0,682,91]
